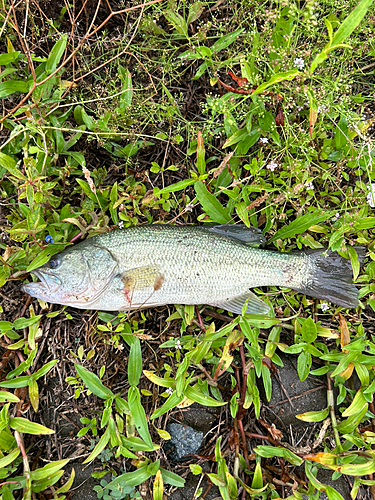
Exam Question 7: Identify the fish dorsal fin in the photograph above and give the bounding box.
[206,224,266,247]
[121,265,164,291]
[210,291,270,315]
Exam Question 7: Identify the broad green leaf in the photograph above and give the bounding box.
[26,244,66,272]
[128,337,142,387]
[34,359,58,380]
[45,34,67,74]
[153,470,163,500]
[158,178,196,194]
[0,152,24,180]
[31,459,69,481]
[55,467,76,494]
[296,407,330,422]
[0,376,30,389]
[252,70,300,96]
[212,29,244,53]
[0,80,29,98]
[28,378,39,412]
[255,445,303,466]
[164,9,188,37]
[9,417,54,435]
[332,0,373,46]
[128,386,153,448]
[222,128,248,149]
[187,1,205,25]
[119,69,133,110]
[75,364,114,400]
[346,246,360,280]
[297,351,312,382]
[0,391,20,403]
[143,371,175,388]
[0,51,20,64]
[354,217,375,230]
[83,427,110,463]
[0,448,20,468]
[194,181,231,223]
[334,115,349,150]
[185,385,226,407]
[13,315,41,330]
[301,317,317,344]
[151,392,184,419]
[106,466,152,489]
[268,211,332,243]
[342,389,368,417]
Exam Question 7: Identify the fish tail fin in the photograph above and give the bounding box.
[294,248,366,308]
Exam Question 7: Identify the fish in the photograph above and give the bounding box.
[21,224,364,314]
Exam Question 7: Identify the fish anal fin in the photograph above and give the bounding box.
[121,266,164,292]
[210,291,270,315]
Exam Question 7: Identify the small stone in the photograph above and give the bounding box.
[164,423,203,462]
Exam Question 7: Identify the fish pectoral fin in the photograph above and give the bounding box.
[210,291,270,315]
[206,224,266,247]
[121,265,164,291]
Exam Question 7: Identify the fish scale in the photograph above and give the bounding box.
[22,224,364,313]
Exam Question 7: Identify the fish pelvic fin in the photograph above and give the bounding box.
[210,291,270,315]
[295,248,366,308]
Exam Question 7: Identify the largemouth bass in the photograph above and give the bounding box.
[22,225,363,314]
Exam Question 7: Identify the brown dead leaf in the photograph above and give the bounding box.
[339,312,350,351]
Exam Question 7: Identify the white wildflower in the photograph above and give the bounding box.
[166,387,173,395]
[320,302,330,312]
[118,221,124,229]
[294,57,305,70]
[305,181,314,191]
[367,184,375,208]
[260,137,269,144]
[266,160,278,172]
[185,202,194,212]
[175,340,182,350]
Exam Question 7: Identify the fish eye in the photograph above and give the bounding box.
[49,257,61,270]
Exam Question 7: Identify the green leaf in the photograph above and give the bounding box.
[252,70,300,96]
[0,376,30,389]
[45,34,67,74]
[297,351,312,382]
[128,386,153,448]
[185,385,226,407]
[194,181,231,223]
[158,178,196,194]
[334,115,349,150]
[128,337,142,387]
[151,392,184,419]
[34,360,58,380]
[143,371,175,388]
[0,51,20,65]
[83,427,110,463]
[0,448,20,468]
[0,80,29,98]
[222,128,248,149]
[268,211,332,243]
[296,407,330,422]
[342,389,368,417]
[301,317,317,344]
[164,9,188,37]
[31,459,69,481]
[106,466,152,489]
[255,445,303,466]
[332,0,374,46]
[0,391,20,403]
[75,365,114,400]
[346,246,360,281]
[212,29,244,53]
[26,244,66,272]
[13,315,41,330]
[9,417,54,435]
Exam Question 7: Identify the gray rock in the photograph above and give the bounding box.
[165,423,204,462]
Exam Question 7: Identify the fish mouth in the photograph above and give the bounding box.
[22,269,62,297]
